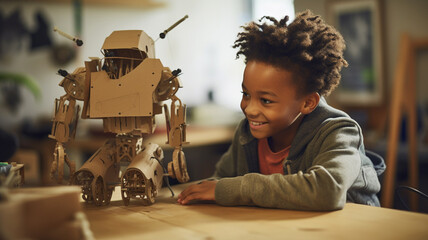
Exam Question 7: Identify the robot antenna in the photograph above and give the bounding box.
[53,26,83,46]
[159,15,189,39]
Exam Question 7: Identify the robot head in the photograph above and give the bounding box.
[101,30,156,79]
[102,30,155,58]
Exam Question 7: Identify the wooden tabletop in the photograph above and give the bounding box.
[82,182,428,240]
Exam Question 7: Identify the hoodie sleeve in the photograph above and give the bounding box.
[214,120,362,211]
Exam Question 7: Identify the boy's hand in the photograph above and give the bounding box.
[177,180,217,205]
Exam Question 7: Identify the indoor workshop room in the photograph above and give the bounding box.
[0,0,428,239]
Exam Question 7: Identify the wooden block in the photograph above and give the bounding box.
[0,186,81,239]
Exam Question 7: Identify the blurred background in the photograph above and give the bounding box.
[0,0,427,212]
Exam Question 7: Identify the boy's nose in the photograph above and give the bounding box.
[244,100,259,117]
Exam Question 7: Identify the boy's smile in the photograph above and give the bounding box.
[241,60,304,152]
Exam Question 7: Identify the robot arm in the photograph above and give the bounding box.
[48,68,86,184]
[164,95,189,183]
[49,94,80,143]
[164,96,187,146]
[156,68,189,183]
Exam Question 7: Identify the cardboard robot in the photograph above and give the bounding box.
[49,16,189,206]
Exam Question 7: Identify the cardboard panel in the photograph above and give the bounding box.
[89,58,163,118]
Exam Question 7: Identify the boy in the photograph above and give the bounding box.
[177,10,384,210]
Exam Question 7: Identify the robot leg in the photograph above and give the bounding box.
[72,139,119,206]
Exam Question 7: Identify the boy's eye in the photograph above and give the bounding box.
[261,98,273,104]
[241,91,249,98]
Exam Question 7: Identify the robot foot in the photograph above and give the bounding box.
[73,170,113,206]
[92,176,113,206]
[121,169,155,206]
[73,170,94,202]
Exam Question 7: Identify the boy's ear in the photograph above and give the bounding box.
[300,92,320,115]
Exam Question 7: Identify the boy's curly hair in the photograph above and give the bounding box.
[233,10,348,96]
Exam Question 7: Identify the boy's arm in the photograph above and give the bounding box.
[215,121,362,211]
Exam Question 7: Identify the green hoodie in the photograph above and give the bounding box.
[214,98,384,211]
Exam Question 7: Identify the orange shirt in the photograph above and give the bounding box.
[258,138,290,175]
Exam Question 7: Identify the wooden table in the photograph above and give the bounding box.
[83,183,428,240]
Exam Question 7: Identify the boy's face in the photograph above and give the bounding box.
[241,60,303,142]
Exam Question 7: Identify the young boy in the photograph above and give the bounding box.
[177,10,385,211]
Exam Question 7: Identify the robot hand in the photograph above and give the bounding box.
[50,142,75,184]
[49,68,84,184]
[168,147,189,183]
